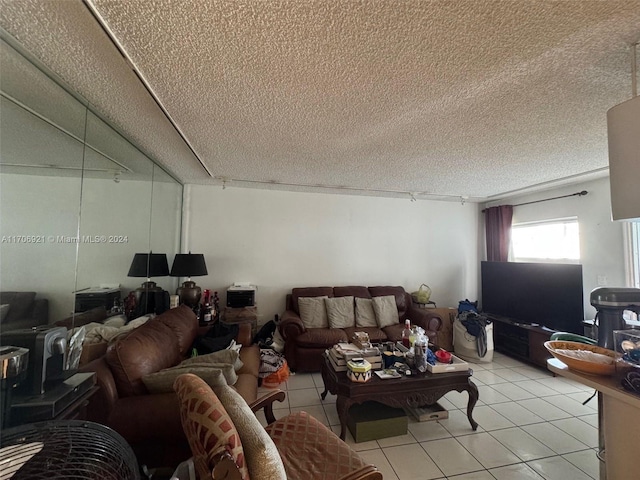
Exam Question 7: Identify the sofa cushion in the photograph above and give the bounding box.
[234,373,259,404]
[295,328,348,348]
[0,291,35,323]
[56,306,108,329]
[173,374,250,480]
[182,349,243,372]
[369,286,408,319]
[142,363,234,393]
[214,383,287,480]
[343,326,388,343]
[382,323,406,343]
[324,296,355,329]
[265,411,367,480]
[298,296,329,328]
[237,344,260,378]
[106,317,182,397]
[0,304,10,323]
[291,287,333,315]
[372,295,399,328]
[157,305,198,356]
[354,297,377,327]
[333,286,370,299]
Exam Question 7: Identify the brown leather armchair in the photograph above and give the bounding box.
[280,286,442,372]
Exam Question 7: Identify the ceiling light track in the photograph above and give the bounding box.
[1,91,133,174]
[0,163,122,174]
[213,175,478,202]
[631,42,637,97]
[82,0,214,178]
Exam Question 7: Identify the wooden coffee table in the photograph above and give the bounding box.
[320,354,479,440]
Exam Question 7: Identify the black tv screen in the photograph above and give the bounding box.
[481,261,584,334]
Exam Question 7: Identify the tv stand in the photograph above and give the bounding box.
[490,316,554,368]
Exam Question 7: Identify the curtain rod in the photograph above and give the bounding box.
[482,190,588,212]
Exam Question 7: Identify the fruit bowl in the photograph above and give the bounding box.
[544,340,621,376]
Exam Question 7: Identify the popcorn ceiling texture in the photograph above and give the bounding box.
[1,0,639,200]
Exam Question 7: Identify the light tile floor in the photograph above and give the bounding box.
[256,352,601,480]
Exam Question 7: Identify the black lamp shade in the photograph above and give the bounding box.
[170,254,208,277]
[128,253,170,278]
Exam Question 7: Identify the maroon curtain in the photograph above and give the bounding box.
[485,205,513,262]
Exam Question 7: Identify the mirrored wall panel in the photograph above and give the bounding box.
[0,37,183,331]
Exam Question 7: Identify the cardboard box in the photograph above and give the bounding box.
[431,307,457,351]
[405,402,449,422]
[347,401,408,442]
[328,344,382,371]
[223,306,258,320]
[79,341,108,366]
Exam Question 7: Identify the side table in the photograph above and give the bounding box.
[413,300,437,308]
[222,306,258,337]
[8,372,98,427]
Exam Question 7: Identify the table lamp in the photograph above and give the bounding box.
[127,252,170,292]
[170,253,208,307]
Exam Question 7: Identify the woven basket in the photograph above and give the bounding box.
[544,340,620,376]
[411,284,432,304]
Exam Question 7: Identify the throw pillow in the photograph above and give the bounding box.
[372,295,399,328]
[324,296,355,329]
[182,349,244,372]
[142,363,236,393]
[298,296,329,328]
[214,384,287,480]
[173,374,249,480]
[0,304,10,323]
[355,297,377,327]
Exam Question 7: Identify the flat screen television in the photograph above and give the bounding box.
[481,261,584,334]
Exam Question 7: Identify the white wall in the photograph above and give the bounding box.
[75,177,154,293]
[184,186,480,325]
[484,177,627,319]
[1,173,82,321]
[0,173,173,322]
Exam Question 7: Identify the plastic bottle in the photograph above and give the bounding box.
[414,341,428,373]
[402,319,412,348]
[409,326,418,348]
[202,301,212,323]
[213,291,220,320]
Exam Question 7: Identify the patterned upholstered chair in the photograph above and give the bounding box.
[173,373,382,480]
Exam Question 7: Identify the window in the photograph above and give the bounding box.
[629,221,640,288]
[511,217,580,263]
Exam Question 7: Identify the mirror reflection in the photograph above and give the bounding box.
[75,111,155,309]
[0,38,85,326]
[0,37,183,334]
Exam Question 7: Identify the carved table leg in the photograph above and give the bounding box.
[320,361,331,400]
[335,395,353,440]
[466,379,479,431]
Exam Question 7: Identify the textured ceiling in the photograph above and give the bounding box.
[1,1,639,201]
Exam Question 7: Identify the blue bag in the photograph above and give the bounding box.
[458,299,478,314]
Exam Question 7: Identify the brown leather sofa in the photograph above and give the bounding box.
[0,291,48,330]
[280,286,442,372]
[80,305,261,469]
